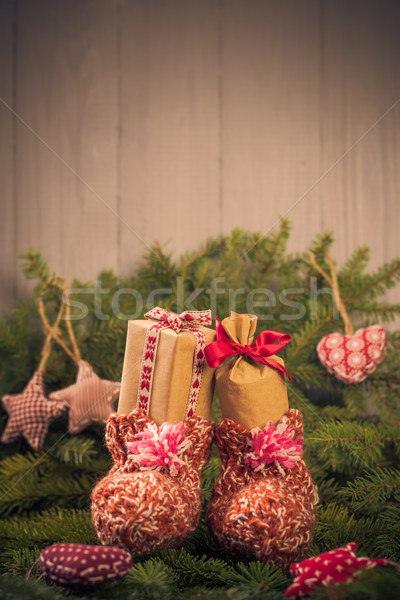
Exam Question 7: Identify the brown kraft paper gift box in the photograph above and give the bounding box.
[214,312,289,429]
[118,316,216,425]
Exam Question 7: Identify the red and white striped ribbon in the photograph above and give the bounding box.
[137,307,212,418]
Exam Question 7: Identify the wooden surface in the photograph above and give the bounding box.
[14,0,120,301]
[0,0,16,310]
[0,0,399,314]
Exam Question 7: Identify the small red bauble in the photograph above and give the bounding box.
[317,325,386,384]
[40,542,132,587]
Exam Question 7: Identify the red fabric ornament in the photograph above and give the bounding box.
[1,371,66,451]
[40,542,132,587]
[205,317,292,379]
[49,361,120,434]
[285,542,387,598]
[317,325,386,384]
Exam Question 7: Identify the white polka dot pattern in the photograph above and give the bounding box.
[285,542,387,598]
[40,542,132,587]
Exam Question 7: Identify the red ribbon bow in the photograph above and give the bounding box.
[205,317,292,380]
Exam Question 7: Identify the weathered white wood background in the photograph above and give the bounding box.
[0,0,399,315]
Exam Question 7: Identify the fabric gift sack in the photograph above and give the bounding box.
[205,312,290,428]
[118,307,216,424]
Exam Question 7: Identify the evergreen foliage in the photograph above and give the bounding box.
[0,222,400,598]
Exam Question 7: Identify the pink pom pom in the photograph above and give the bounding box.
[127,421,191,476]
[245,419,303,475]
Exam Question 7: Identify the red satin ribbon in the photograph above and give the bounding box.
[205,317,292,380]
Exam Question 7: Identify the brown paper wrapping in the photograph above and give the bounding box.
[118,320,216,424]
[216,312,289,429]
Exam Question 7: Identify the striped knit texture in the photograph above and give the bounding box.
[91,409,214,556]
[49,361,120,434]
[207,409,318,570]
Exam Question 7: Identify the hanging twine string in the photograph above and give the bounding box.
[38,279,81,364]
[61,285,81,362]
[37,298,65,373]
[309,251,354,336]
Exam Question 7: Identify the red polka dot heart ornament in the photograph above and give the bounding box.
[310,252,387,384]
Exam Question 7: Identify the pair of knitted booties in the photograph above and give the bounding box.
[91,407,318,569]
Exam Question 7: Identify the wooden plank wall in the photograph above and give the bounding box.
[0,0,399,315]
[0,0,16,310]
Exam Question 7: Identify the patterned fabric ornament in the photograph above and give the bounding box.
[1,371,66,451]
[245,419,303,475]
[285,542,388,598]
[40,542,132,587]
[1,296,66,451]
[127,421,191,476]
[310,251,386,384]
[317,325,387,384]
[50,361,120,434]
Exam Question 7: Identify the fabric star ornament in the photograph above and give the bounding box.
[1,371,66,451]
[285,542,387,598]
[49,361,120,434]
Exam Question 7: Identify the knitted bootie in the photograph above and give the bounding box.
[91,409,214,556]
[206,409,318,570]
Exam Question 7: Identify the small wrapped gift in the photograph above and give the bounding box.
[118,307,216,424]
[205,312,291,429]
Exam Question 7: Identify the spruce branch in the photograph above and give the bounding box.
[0,451,47,480]
[310,420,400,472]
[248,219,291,286]
[345,257,400,304]
[285,305,334,364]
[124,558,178,600]
[343,385,367,418]
[341,469,400,513]
[310,568,400,600]
[232,561,289,590]
[369,382,400,426]
[1,231,400,595]
[45,435,98,466]
[0,575,63,600]
[0,468,98,516]
[161,548,236,587]
[19,248,51,287]
[351,301,400,323]
[1,546,41,577]
[342,245,371,287]
[0,507,96,545]
[376,505,400,560]
[313,503,385,555]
